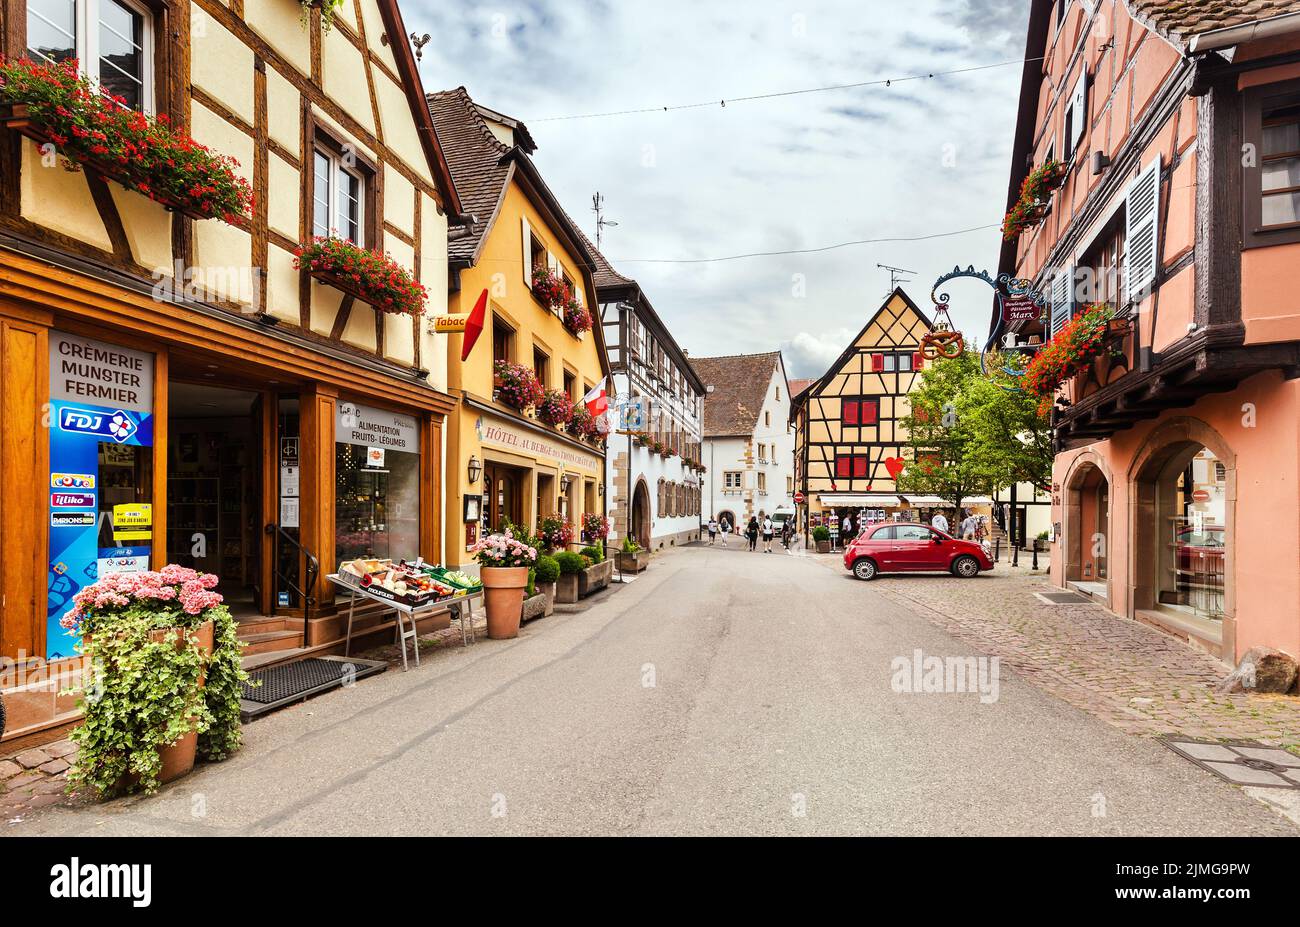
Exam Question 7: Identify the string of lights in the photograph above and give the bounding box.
[531,56,1045,122]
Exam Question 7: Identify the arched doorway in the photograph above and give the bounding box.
[630,479,651,548]
[1130,419,1233,655]
[1063,457,1110,599]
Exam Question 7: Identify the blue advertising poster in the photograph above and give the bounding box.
[46,332,154,660]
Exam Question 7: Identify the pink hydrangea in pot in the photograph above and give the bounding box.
[470,529,539,639]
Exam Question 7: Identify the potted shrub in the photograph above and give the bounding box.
[615,534,648,573]
[533,554,560,617]
[296,236,427,316]
[578,543,614,595]
[0,58,253,224]
[813,526,832,553]
[60,565,249,797]
[554,551,585,604]
[469,529,538,639]
[492,360,545,413]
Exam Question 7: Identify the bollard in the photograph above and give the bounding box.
[1012,539,1019,567]
[1031,539,1039,571]
[994,538,1002,562]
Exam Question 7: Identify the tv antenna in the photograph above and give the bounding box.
[876,263,917,297]
[592,192,619,251]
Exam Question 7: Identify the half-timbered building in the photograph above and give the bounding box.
[0,0,463,747]
[790,289,936,541]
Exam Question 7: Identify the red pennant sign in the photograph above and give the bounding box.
[461,288,488,362]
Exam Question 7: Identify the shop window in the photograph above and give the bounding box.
[29,0,153,112]
[1245,82,1300,247]
[334,403,421,564]
[493,317,514,364]
[1156,446,1227,622]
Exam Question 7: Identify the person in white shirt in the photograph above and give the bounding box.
[841,514,852,548]
[761,515,774,552]
[707,518,718,545]
[931,512,949,535]
[961,513,979,540]
[719,517,730,547]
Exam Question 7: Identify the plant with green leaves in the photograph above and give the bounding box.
[580,545,603,563]
[620,534,639,554]
[301,0,347,32]
[58,566,250,797]
[555,551,586,574]
[813,526,830,542]
[534,554,561,585]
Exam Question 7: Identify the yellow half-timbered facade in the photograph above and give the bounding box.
[791,288,933,539]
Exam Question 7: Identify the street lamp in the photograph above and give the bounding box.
[467,454,482,484]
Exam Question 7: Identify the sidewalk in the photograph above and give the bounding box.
[805,551,1300,751]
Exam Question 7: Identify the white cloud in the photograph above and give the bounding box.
[781,329,855,378]
[406,0,1029,370]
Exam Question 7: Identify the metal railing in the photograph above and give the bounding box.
[265,524,319,645]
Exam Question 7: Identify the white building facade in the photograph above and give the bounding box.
[692,353,795,532]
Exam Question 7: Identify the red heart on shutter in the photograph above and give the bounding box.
[884,456,906,479]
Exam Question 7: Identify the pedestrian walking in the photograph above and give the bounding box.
[707,517,718,545]
[961,511,979,540]
[720,516,731,547]
[931,511,949,535]
[781,520,793,550]
[841,512,852,548]
[746,515,759,552]
[762,514,774,552]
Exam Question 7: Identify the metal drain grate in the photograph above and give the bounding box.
[240,657,386,720]
[1160,738,1300,789]
[1033,591,1092,605]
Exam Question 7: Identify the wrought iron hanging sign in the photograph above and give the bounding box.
[920,302,964,359]
[929,265,1048,387]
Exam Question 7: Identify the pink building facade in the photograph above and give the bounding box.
[998,1,1300,664]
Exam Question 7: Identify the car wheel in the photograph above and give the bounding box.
[952,555,980,578]
[852,558,878,581]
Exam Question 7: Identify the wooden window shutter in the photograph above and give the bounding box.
[843,401,859,425]
[835,456,851,478]
[1124,158,1161,302]
[861,400,879,425]
[1068,68,1088,156]
[871,353,884,372]
[852,457,868,478]
[1050,265,1074,336]
[521,217,532,285]
[912,351,923,370]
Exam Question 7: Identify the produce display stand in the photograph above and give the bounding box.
[326,572,483,671]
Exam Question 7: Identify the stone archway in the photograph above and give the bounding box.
[1061,450,1113,600]
[630,478,651,549]
[1127,416,1236,658]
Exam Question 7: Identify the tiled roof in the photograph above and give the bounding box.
[569,222,635,289]
[691,352,781,437]
[427,87,514,264]
[787,378,815,400]
[1129,0,1300,41]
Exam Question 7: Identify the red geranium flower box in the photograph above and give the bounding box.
[296,236,427,316]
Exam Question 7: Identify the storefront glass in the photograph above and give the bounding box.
[1159,447,1226,621]
[335,402,420,564]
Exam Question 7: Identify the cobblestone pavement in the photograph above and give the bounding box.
[0,739,79,822]
[804,550,1300,750]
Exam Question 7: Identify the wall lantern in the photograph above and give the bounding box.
[560,474,571,494]
[467,454,482,484]
[598,482,604,496]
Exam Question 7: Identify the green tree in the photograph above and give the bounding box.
[896,350,1052,514]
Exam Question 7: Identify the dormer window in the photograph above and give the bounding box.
[27,0,153,112]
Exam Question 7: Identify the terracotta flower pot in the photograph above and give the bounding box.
[481,566,529,639]
[816,540,831,553]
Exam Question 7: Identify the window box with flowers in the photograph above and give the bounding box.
[531,267,591,339]
[295,236,427,316]
[569,404,599,444]
[492,360,545,413]
[536,388,574,428]
[1021,303,1117,415]
[0,59,253,224]
[1002,158,1067,241]
[581,512,610,544]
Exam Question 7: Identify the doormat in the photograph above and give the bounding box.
[1033,591,1092,605]
[240,656,387,720]
[1159,737,1300,789]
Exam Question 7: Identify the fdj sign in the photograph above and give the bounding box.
[59,406,139,443]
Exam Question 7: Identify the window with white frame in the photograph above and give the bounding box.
[312,147,366,244]
[27,0,152,111]
[723,471,743,490]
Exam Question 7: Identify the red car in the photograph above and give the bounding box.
[843,523,995,580]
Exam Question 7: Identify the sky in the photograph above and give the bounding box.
[405,0,1032,378]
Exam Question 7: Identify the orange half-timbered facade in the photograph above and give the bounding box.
[791,289,933,540]
[0,0,464,746]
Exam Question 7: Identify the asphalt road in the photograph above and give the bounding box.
[10,545,1296,836]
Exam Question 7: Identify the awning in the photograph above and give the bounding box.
[900,495,946,506]
[816,493,905,506]
[898,495,996,507]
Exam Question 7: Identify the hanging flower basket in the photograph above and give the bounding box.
[569,404,597,440]
[492,360,544,412]
[1021,303,1116,412]
[1002,158,1066,241]
[0,59,253,224]
[295,236,427,316]
[531,267,569,308]
[582,512,610,542]
[536,388,574,428]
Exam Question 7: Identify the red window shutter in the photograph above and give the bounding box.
[912,352,923,369]
[836,456,851,478]
[871,353,884,372]
[860,401,878,425]
[852,457,868,478]
[843,401,858,425]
